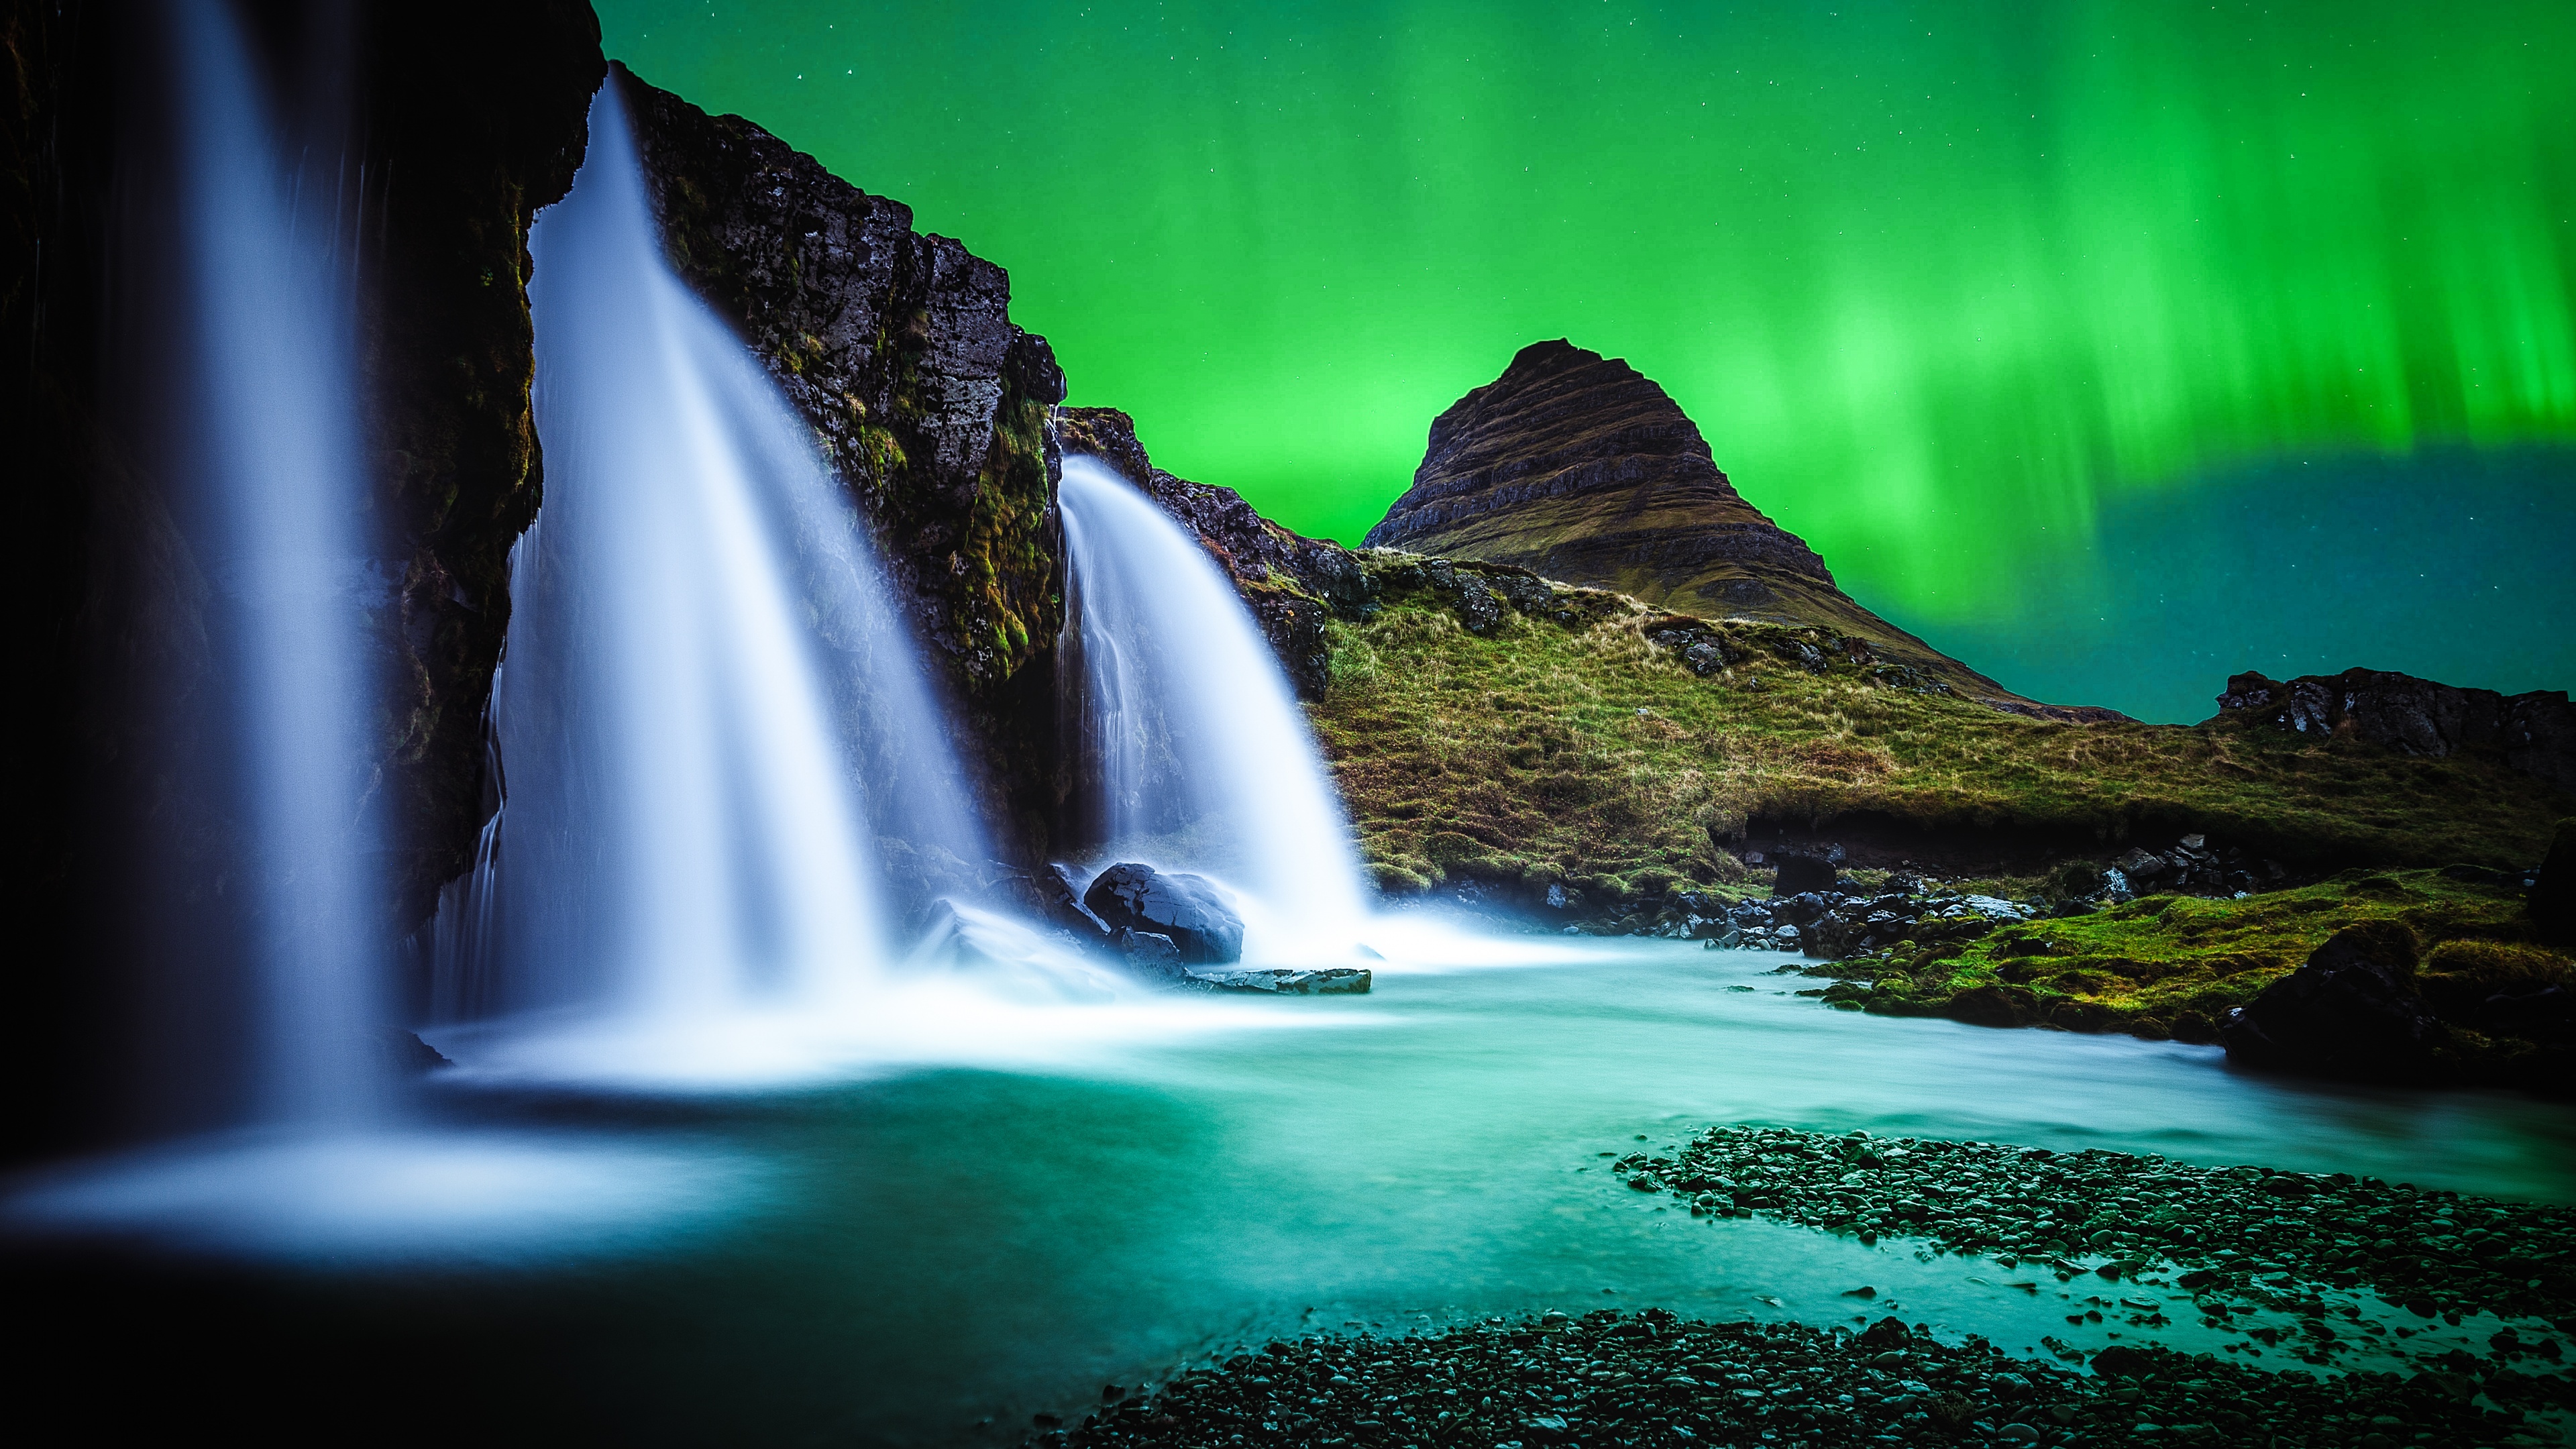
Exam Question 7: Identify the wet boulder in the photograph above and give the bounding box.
[1083,863,1246,965]
[1772,892,1831,927]
[2222,921,2446,1083]
[1118,929,1187,981]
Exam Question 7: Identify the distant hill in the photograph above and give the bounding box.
[1366,339,2082,713]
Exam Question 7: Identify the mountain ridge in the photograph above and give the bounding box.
[1367,339,2073,711]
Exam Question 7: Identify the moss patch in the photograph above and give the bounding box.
[1813,870,2565,1045]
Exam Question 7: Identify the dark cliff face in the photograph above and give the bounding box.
[1052,407,1368,700]
[1366,339,2027,702]
[614,64,1069,847]
[2217,668,2575,790]
[362,4,606,934]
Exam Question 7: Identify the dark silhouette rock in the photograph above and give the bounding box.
[1772,852,1839,896]
[2222,922,2445,1082]
[1364,340,2096,711]
[370,1029,455,1075]
[2216,668,2575,790]
[2532,820,2575,947]
[1083,863,1246,965]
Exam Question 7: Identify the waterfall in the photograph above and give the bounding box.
[166,1,384,1128]
[427,83,991,1027]
[1057,456,1372,961]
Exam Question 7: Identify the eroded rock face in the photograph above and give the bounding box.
[1363,339,2023,700]
[614,66,1068,843]
[2216,668,2575,790]
[1082,863,1246,965]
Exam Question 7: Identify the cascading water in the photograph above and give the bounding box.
[1057,456,1373,960]
[167,0,384,1129]
[427,82,995,1034]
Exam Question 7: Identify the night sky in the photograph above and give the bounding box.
[595,1,2573,721]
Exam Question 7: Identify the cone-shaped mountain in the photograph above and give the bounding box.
[1367,339,2015,698]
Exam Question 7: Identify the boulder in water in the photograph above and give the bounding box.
[1083,863,1246,965]
[1118,929,1187,981]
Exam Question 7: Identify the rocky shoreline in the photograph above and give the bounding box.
[1623,1128,2576,1335]
[1040,1308,2551,1449]
[1034,1126,2575,1449]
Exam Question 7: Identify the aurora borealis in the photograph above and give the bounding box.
[595,1,2573,719]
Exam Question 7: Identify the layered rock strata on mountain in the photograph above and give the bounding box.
[1053,407,1368,698]
[615,65,1070,844]
[1366,339,2059,709]
[2216,667,2575,790]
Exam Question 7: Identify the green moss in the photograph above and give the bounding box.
[1309,592,2569,895]
[1825,869,2562,1043]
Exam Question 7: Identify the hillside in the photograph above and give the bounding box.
[1307,572,2570,906]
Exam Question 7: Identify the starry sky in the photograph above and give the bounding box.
[594,1,2574,721]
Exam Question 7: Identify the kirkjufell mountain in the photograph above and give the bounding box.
[1367,339,2029,702]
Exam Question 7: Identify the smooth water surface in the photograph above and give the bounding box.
[10,934,2571,1442]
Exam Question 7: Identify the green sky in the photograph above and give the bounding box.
[596,1,2573,719]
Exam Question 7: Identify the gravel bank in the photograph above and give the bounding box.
[1623,1126,2576,1336]
[1040,1309,2555,1448]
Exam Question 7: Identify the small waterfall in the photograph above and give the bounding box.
[1057,456,1371,960]
[166,1,384,1128]
[429,83,989,1025]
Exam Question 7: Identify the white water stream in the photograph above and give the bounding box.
[1058,455,1373,961]
[166,0,383,1128]
[429,83,991,1027]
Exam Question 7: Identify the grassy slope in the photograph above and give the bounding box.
[1308,582,2570,902]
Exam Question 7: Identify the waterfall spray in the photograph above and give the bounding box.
[167,0,385,1128]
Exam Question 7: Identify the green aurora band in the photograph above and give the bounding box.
[598,1,2573,719]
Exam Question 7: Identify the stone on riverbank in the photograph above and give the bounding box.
[2222,921,2445,1081]
[1187,967,1372,996]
